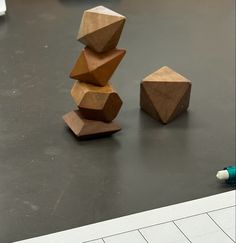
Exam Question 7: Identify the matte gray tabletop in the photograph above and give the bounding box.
[0,0,235,242]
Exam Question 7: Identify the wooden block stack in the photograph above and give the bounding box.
[140,66,192,124]
[63,6,126,139]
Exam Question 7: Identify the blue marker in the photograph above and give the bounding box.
[216,166,236,185]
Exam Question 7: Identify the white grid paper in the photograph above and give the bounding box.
[0,0,6,15]
[15,190,236,243]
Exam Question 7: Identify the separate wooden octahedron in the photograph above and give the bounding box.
[63,6,126,139]
[140,66,192,124]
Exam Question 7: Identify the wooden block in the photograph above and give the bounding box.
[63,110,121,139]
[70,47,126,86]
[77,6,126,53]
[140,66,192,124]
[71,81,122,122]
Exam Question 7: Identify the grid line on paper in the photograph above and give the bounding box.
[102,229,139,241]
[205,205,235,214]
[83,206,236,243]
[172,220,192,243]
[83,238,104,243]
[207,212,235,243]
[138,205,236,233]
[137,229,149,243]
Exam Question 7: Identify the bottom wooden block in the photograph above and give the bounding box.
[63,110,121,139]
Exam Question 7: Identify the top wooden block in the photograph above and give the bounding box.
[143,66,190,82]
[77,6,126,53]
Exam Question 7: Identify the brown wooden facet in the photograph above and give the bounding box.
[140,66,192,124]
[77,6,126,52]
[63,110,121,139]
[71,81,122,122]
[70,48,126,86]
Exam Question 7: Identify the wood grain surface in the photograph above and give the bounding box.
[63,110,121,139]
[70,48,126,86]
[71,81,122,122]
[77,6,126,52]
[140,66,192,124]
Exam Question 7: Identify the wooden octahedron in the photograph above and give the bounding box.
[70,47,126,87]
[140,66,192,124]
[77,6,126,53]
[63,6,126,139]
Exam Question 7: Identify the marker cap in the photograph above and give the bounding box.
[216,170,229,180]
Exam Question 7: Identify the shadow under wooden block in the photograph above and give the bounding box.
[70,48,126,87]
[77,6,126,53]
[63,110,121,139]
[140,66,192,124]
[71,81,122,122]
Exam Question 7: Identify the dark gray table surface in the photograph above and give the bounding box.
[0,0,235,242]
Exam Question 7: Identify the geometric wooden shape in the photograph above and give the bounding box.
[71,81,123,122]
[77,6,126,53]
[63,110,121,139]
[140,66,192,124]
[70,48,126,86]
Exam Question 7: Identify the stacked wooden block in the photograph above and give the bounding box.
[63,6,126,139]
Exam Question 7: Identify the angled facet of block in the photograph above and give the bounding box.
[70,48,126,86]
[63,110,121,139]
[140,66,192,124]
[77,6,126,53]
[71,81,122,122]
